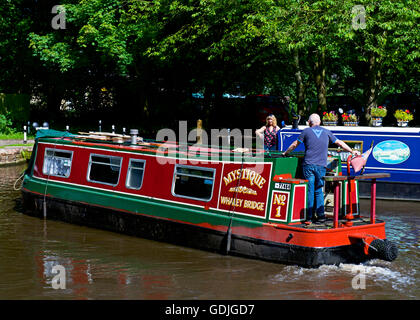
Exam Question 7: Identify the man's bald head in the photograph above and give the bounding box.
[308,113,321,126]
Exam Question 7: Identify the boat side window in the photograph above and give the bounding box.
[172,165,215,201]
[42,148,73,178]
[87,154,122,186]
[126,159,146,190]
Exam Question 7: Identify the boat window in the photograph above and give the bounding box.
[42,148,73,178]
[172,165,215,201]
[87,154,122,186]
[126,159,146,190]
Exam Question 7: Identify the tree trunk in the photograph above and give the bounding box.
[293,49,306,114]
[46,83,62,124]
[314,48,327,113]
[365,51,381,122]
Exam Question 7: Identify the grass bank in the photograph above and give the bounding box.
[0,133,35,140]
[0,143,34,148]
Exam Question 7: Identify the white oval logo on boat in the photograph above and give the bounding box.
[373,140,410,164]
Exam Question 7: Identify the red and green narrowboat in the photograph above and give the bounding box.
[21,129,398,267]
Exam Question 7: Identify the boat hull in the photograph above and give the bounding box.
[22,189,373,268]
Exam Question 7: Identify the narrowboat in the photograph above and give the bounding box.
[279,125,420,201]
[21,129,398,267]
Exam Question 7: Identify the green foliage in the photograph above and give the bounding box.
[20,149,32,160]
[0,0,419,124]
[0,113,15,134]
[0,93,30,128]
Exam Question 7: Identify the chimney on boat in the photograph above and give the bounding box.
[130,129,138,145]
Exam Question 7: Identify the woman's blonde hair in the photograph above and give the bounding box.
[266,114,277,127]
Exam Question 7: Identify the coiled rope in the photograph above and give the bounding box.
[13,172,25,191]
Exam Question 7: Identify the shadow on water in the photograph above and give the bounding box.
[13,198,23,214]
[0,163,419,299]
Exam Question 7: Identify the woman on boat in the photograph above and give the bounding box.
[256,114,281,151]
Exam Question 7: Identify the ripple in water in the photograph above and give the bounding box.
[271,259,417,299]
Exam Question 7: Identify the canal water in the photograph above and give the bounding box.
[0,163,418,300]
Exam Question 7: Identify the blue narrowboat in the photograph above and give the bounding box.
[279,125,420,201]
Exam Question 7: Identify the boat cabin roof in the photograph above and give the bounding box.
[36,130,284,163]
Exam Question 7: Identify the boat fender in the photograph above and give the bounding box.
[368,239,398,262]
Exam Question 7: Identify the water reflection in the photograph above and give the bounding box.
[0,164,419,299]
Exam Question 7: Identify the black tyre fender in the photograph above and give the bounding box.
[368,239,398,262]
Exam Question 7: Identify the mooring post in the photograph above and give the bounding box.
[99,120,102,132]
[66,125,69,132]
[370,179,376,224]
[112,125,115,134]
[23,126,27,144]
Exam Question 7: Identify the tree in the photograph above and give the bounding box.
[0,0,35,93]
[2,0,418,130]
[344,0,419,119]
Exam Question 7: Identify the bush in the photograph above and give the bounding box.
[0,113,16,134]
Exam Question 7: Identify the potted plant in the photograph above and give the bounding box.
[342,113,358,126]
[322,111,338,126]
[394,109,413,127]
[370,106,387,126]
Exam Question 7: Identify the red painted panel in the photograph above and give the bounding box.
[218,163,272,218]
[343,180,359,215]
[269,191,289,221]
[292,185,306,221]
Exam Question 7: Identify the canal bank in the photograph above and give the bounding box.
[0,140,33,166]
